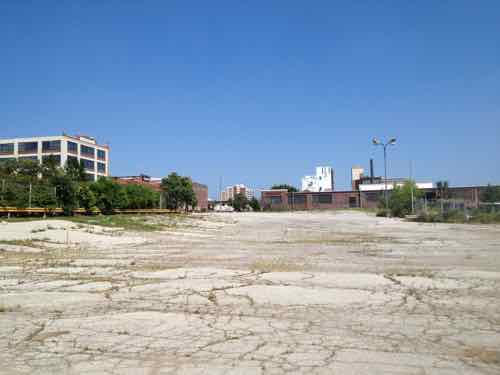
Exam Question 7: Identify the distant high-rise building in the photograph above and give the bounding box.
[301,166,334,192]
[351,166,364,190]
[220,184,254,201]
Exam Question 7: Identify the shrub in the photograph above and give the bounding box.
[385,181,422,217]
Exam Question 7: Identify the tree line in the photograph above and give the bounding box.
[0,158,197,215]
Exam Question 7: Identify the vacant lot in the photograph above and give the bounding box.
[1,211,499,374]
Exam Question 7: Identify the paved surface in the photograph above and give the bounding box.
[1,211,499,374]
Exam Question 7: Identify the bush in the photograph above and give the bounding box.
[123,184,159,209]
[384,181,422,217]
[78,184,97,214]
[376,209,389,217]
[469,210,500,224]
[415,209,443,223]
[90,178,128,214]
[442,209,467,223]
[249,197,261,211]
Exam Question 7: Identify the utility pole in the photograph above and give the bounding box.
[410,160,414,214]
[29,183,32,208]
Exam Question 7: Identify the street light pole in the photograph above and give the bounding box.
[372,137,397,216]
[383,144,388,211]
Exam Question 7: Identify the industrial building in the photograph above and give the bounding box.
[261,186,484,211]
[301,166,334,192]
[114,174,209,212]
[0,134,109,181]
[351,159,432,192]
[219,184,255,201]
[261,159,482,211]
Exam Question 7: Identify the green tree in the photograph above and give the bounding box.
[41,155,61,180]
[65,158,87,182]
[161,173,183,210]
[249,197,261,211]
[231,193,249,212]
[481,184,500,203]
[91,178,128,214]
[52,174,79,215]
[271,184,298,192]
[387,181,423,217]
[0,159,19,177]
[123,184,160,209]
[16,159,41,181]
[160,173,197,212]
[436,181,450,199]
[78,183,97,213]
[1,180,29,208]
[180,176,197,212]
[32,182,58,210]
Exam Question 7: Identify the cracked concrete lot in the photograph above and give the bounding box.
[1,211,500,374]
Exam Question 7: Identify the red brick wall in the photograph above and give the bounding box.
[193,182,208,211]
[261,191,360,210]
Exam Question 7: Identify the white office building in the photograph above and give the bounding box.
[0,134,109,181]
[301,166,335,192]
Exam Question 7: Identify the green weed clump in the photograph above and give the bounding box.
[415,209,500,224]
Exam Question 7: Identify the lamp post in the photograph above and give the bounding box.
[372,137,396,215]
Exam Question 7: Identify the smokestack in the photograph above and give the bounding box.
[370,158,374,183]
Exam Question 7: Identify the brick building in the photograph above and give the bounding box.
[114,175,208,211]
[261,186,484,211]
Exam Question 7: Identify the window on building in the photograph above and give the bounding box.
[270,196,282,205]
[18,142,38,154]
[313,194,332,204]
[67,141,78,154]
[0,143,14,155]
[97,149,106,160]
[81,145,95,158]
[42,140,61,152]
[97,162,106,174]
[81,159,95,171]
[42,154,61,165]
[288,194,306,204]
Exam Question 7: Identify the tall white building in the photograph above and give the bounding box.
[0,134,109,181]
[301,166,334,192]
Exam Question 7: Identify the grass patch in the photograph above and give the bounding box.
[414,209,500,224]
[62,215,177,232]
[463,348,500,364]
[251,258,304,273]
[0,239,44,247]
[384,268,435,278]
[0,304,20,313]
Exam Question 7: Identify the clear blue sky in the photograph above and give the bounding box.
[1,1,499,197]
